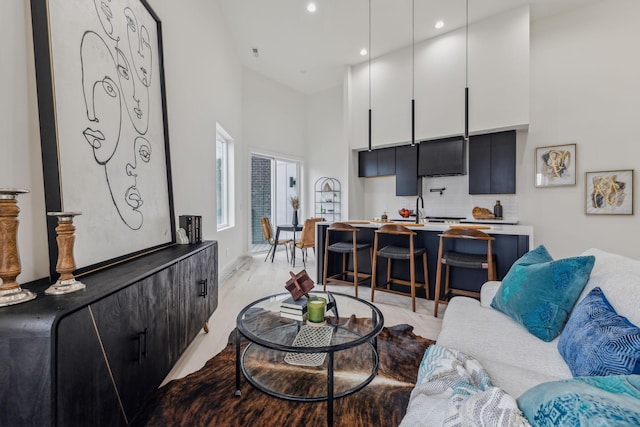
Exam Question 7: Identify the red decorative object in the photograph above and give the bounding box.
[285,270,315,300]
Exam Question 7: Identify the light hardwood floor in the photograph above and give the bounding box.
[163,249,445,384]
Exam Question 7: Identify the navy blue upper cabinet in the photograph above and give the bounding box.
[395,145,419,196]
[468,130,516,194]
[418,137,466,177]
[358,150,377,177]
[358,147,396,177]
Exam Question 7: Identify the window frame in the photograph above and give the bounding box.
[216,124,234,231]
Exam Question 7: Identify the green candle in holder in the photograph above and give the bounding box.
[307,296,327,323]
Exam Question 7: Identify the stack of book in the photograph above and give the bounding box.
[279,296,307,321]
[179,215,202,243]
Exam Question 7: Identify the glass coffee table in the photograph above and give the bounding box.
[235,291,384,426]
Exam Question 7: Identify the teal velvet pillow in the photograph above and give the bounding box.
[490,245,595,342]
[517,375,640,426]
[558,287,640,377]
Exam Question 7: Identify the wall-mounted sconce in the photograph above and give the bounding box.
[430,187,446,196]
[289,177,296,188]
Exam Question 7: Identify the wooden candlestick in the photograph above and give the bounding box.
[0,188,36,307]
[45,212,85,295]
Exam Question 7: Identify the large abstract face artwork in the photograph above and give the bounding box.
[81,2,156,230]
[31,0,173,276]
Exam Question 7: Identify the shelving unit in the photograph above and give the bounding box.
[315,177,341,222]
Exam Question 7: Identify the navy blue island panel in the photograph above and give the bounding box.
[316,223,530,300]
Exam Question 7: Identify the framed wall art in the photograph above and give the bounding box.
[585,170,634,215]
[535,143,576,187]
[31,0,175,278]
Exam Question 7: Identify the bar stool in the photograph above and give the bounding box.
[370,224,429,312]
[323,222,372,298]
[433,227,496,317]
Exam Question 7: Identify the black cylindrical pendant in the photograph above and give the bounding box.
[368,108,372,151]
[464,87,469,140]
[411,99,415,146]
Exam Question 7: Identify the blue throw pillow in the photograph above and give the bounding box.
[490,245,595,342]
[517,375,640,426]
[558,287,640,377]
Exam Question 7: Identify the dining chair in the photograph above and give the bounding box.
[294,217,324,267]
[261,217,292,262]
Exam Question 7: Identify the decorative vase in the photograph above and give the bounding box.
[292,210,299,227]
[0,188,36,307]
[45,212,86,295]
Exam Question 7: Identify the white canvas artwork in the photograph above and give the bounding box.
[33,0,173,274]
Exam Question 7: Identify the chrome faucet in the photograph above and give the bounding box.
[416,194,424,223]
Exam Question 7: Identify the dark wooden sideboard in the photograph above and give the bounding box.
[0,241,218,427]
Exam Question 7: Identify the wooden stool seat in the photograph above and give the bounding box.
[323,222,372,298]
[378,245,426,259]
[433,227,496,317]
[328,241,372,253]
[442,251,490,269]
[370,224,429,312]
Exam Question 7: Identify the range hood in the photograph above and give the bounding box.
[418,137,466,177]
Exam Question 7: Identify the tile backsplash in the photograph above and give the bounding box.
[371,174,519,221]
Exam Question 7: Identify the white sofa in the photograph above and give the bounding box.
[435,248,640,399]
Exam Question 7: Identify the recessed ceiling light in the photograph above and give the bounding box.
[435,20,444,29]
[307,2,317,13]
[360,48,368,56]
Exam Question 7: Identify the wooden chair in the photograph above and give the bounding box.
[294,217,324,267]
[433,227,496,317]
[261,217,292,262]
[323,222,372,298]
[370,224,429,312]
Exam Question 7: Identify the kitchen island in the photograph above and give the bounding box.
[316,221,533,300]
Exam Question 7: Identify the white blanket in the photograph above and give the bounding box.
[400,345,530,427]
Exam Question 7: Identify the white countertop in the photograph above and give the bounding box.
[318,220,534,248]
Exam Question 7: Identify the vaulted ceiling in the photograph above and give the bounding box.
[218,0,599,94]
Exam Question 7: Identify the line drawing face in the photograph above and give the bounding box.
[81,0,155,230]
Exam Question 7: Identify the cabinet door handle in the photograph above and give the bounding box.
[137,328,148,365]
[199,279,207,297]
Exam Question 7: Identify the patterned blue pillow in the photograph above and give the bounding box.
[517,375,640,426]
[490,245,595,342]
[558,287,640,377]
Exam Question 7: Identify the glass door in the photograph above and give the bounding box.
[250,154,300,253]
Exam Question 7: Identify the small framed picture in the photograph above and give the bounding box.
[535,143,577,187]
[585,170,634,215]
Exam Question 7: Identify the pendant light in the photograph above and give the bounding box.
[464,0,469,141]
[410,0,416,146]
[368,0,372,152]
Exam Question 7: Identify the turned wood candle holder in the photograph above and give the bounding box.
[45,212,85,295]
[0,188,36,307]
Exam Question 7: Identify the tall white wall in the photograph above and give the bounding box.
[242,68,308,228]
[0,2,49,282]
[148,0,244,275]
[519,0,640,258]
[306,86,348,220]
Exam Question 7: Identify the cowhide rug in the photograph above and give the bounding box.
[132,314,434,427]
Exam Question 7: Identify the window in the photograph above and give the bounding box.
[216,124,234,230]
